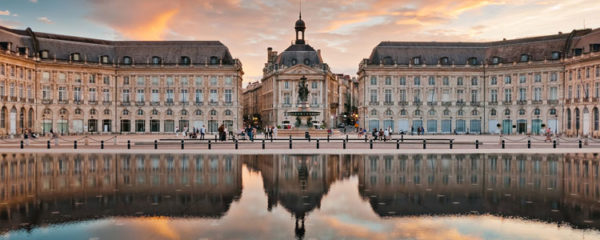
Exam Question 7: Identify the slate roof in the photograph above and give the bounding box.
[276,43,322,67]
[0,25,235,65]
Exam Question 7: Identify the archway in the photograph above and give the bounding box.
[19,107,25,133]
[9,107,16,135]
[583,108,590,135]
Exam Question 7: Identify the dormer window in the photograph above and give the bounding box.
[291,58,297,65]
[551,51,561,60]
[71,53,81,61]
[210,56,219,65]
[491,56,500,65]
[304,58,311,65]
[382,56,393,65]
[40,50,49,59]
[468,57,478,66]
[17,47,27,55]
[413,57,421,65]
[520,54,530,62]
[0,42,10,50]
[574,48,583,56]
[123,56,132,65]
[440,57,450,65]
[101,55,109,64]
[591,44,600,52]
[181,56,191,65]
[152,56,161,65]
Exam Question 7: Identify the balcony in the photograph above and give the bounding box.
[565,99,571,104]
[150,101,160,106]
[194,101,204,106]
[181,102,189,106]
[383,101,394,106]
[223,102,233,106]
[9,96,17,102]
[488,101,498,106]
[369,102,379,106]
[470,101,480,107]
[548,99,559,105]
[413,101,422,106]
[532,100,543,105]
[42,99,52,104]
[456,101,466,106]
[121,101,131,106]
[517,100,527,105]
[89,100,98,105]
[442,101,452,107]
[135,101,145,106]
[502,101,512,105]
[103,101,112,106]
[427,101,437,106]
[58,100,69,104]
[398,101,408,106]
[74,100,83,105]
[209,101,219,106]
[165,101,174,106]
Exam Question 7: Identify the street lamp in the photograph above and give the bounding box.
[60,115,64,135]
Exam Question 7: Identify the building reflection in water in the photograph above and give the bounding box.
[1,153,600,237]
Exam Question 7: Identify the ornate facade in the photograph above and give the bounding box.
[359,28,600,135]
[0,25,243,136]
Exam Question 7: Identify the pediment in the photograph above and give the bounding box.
[280,64,322,75]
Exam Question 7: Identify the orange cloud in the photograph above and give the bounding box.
[116,9,179,40]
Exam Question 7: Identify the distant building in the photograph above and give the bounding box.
[359,28,600,136]
[0,25,243,135]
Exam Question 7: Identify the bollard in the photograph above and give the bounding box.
[579,140,583,149]
[475,140,479,149]
[346,135,348,142]
[343,139,346,149]
[501,140,505,149]
[396,139,400,149]
[401,134,404,142]
[553,140,557,149]
[20,140,23,149]
[181,140,184,150]
[308,135,311,142]
[208,140,212,150]
[527,140,531,149]
[369,139,373,149]
[327,135,330,142]
[235,139,238,149]
[47,140,51,149]
[270,135,273,142]
[127,140,131,149]
[154,140,158,149]
[450,139,453,149]
[423,139,426,149]
[316,139,320,149]
[262,139,265,149]
[215,135,218,141]
[365,135,367,142]
[289,138,292,149]
[101,141,104,149]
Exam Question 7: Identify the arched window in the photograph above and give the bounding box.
[550,108,556,115]
[534,108,540,115]
[122,109,129,115]
[90,109,97,115]
[181,109,188,116]
[458,110,464,116]
[505,109,511,116]
[428,109,436,116]
[291,58,297,65]
[520,54,530,62]
[567,109,572,129]
[59,108,68,115]
[75,108,82,115]
[43,108,52,115]
[180,56,191,65]
[370,109,377,116]
[415,109,421,116]
[225,109,232,116]
[575,108,580,130]
[519,109,525,115]
[443,109,450,116]
[137,109,144,115]
[490,109,496,116]
[440,57,450,65]
[103,109,110,115]
[195,110,202,116]
[152,109,158,115]
[123,56,132,65]
[303,58,311,65]
[166,109,173,115]
[385,109,393,116]
[400,109,407,115]
[472,110,478,116]
[210,110,217,116]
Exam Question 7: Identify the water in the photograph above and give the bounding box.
[1,153,600,240]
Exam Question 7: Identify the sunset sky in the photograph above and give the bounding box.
[1,0,599,85]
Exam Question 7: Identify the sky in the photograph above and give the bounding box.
[1,0,599,86]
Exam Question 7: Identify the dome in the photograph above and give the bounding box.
[295,18,306,31]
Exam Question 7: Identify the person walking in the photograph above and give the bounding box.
[384,128,389,142]
[200,125,206,140]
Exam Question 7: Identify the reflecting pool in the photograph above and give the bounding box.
[1,153,600,239]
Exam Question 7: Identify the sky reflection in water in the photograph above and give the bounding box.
[1,153,599,240]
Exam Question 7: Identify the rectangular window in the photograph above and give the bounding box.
[42,86,51,100]
[456,90,464,102]
[89,74,96,84]
[428,89,436,102]
[103,76,110,85]
[519,88,527,101]
[370,89,377,103]
[399,77,406,85]
[519,75,526,83]
[370,76,377,85]
[595,83,599,98]
[210,89,218,103]
[74,87,81,101]
[195,89,203,103]
[122,89,130,102]
[180,89,188,102]
[414,89,421,102]
[471,77,478,86]
[103,89,110,101]
[384,89,392,103]
[89,88,97,101]
[534,74,541,82]
[224,76,232,85]
[504,89,512,102]
[42,72,50,81]
[490,89,497,102]
[504,76,511,84]
[136,76,144,86]
[152,89,159,102]
[311,82,318,89]
[166,89,174,102]
[534,88,542,101]
[284,81,289,89]
[166,77,174,86]
[385,77,391,85]
[123,76,129,85]
[311,92,318,105]
[490,77,497,85]
[399,90,406,101]
[136,89,144,102]
[471,90,478,102]
[568,86,572,99]
[443,77,449,86]
[74,74,81,84]
[224,89,232,103]
[195,77,203,86]
[210,76,217,86]
[181,77,189,86]
[414,77,420,86]
[283,93,290,105]
[428,76,435,86]
[550,87,557,100]
[58,73,66,83]
[442,89,450,102]
[151,76,159,86]
[550,72,558,82]
[58,87,67,101]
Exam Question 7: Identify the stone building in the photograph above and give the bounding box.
[0,25,243,136]
[242,81,262,126]
[359,28,600,135]
[245,14,339,129]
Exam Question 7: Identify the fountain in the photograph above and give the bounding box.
[287,75,320,128]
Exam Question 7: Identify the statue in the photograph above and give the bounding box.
[298,75,310,103]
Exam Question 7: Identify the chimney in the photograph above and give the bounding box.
[317,49,322,61]
[267,47,273,63]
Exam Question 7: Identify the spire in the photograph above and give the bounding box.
[294,0,306,44]
[299,0,302,19]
